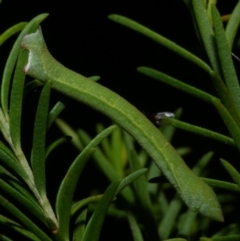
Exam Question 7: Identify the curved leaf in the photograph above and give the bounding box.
[201,178,240,192]
[108,14,212,73]
[159,195,183,240]
[47,97,71,129]
[116,168,148,195]
[0,22,27,46]
[77,128,135,204]
[137,67,216,103]
[9,48,28,149]
[71,195,102,216]
[124,132,158,240]
[210,71,240,128]
[178,210,197,238]
[212,98,240,151]
[0,179,46,225]
[212,5,240,111]
[161,118,235,147]
[31,82,51,196]
[192,0,220,73]
[55,118,83,150]
[82,181,120,241]
[127,212,144,241]
[73,208,88,241]
[220,159,240,188]
[0,196,51,241]
[56,125,117,240]
[225,0,240,49]
[45,136,71,158]
[1,13,49,119]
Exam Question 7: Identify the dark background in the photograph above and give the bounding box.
[0,1,239,240]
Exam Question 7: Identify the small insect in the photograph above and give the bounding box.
[145,111,175,126]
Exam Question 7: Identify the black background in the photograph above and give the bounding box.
[0,1,240,240]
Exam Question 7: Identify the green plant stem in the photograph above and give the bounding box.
[0,107,58,232]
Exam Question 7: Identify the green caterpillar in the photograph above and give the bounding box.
[21,28,223,221]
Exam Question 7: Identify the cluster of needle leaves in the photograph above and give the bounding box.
[1,0,240,241]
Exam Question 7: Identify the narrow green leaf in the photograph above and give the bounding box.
[115,168,148,195]
[31,82,51,196]
[73,208,88,241]
[108,14,212,73]
[71,165,144,216]
[47,97,71,129]
[0,142,37,196]
[88,204,127,219]
[207,0,217,26]
[88,75,100,82]
[210,71,240,128]
[0,235,13,241]
[77,128,135,204]
[0,178,46,225]
[137,67,216,103]
[211,223,239,237]
[192,151,213,176]
[124,132,158,241]
[178,209,197,238]
[212,5,240,110]
[212,98,240,151]
[58,147,95,240]
[192,0,220,73]
[225,0,240,50]
[0,196,51,241]
[159,195,183,240]
[110,126,126,177]
[28,83,58,232]
[0,22,27,46]
[0,141,22,172]
[56,125,117,240]
[161,118,235,147]
[55,118,83,150]
[0,166,37,204]
[0,216,41,241]
[82,181,120,241]
[96,123,112,161]
[77,128,118,180]
[45,136,71,158]
[9,48,28,149]
[176,147,191,156]
[1,13,49,119]
[71,195,102,216]
[201,177,240,192]
[127,212,144,241]
[220,159,240,188]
